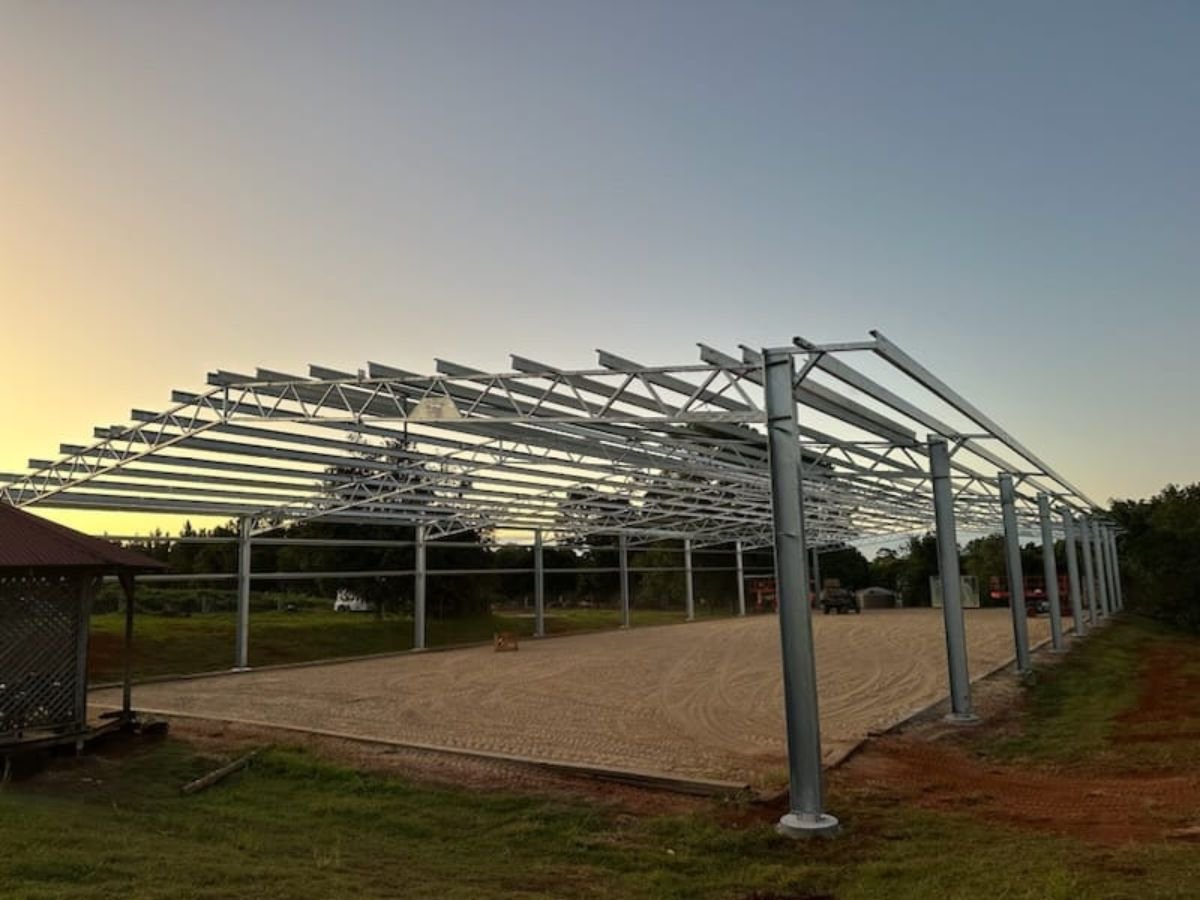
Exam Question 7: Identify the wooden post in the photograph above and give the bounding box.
[75,576,96,733]
[120,573,136,719]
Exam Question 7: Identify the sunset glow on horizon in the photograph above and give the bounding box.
[3,2,1198,537]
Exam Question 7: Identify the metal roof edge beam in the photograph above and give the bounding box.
[686,345,916,446]
[788,335,1061,492]
[791,336,961,440]
[729,345,917,445]
[869,330,1097,507]
[697,344,925,476]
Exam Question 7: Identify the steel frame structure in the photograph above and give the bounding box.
[1,330,1119,837]
[2,331,1097,544]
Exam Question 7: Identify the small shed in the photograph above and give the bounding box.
[0,503,165,753]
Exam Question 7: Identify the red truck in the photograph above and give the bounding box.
[746,577,820,612]
[988,575,1071,616]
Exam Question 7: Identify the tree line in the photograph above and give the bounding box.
[1111,482,1200,631]
[122,519,1050,617]
[122,521,781,618]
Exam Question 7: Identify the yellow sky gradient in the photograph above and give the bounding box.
[4,4,1195,539]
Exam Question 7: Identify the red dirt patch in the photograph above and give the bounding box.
[1114,644,1200,742]
[812,628,1200,848]
[837,736,1200,846]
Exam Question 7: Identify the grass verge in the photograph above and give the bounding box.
[2,735,1199,900]
[8,615,1190,898]
[88,606,736,683]
[986,615,1200,769]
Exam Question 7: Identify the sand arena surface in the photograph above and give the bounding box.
[93,609,1059,782]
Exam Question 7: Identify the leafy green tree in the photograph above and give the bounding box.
[901,533,940,606]
[865,537,938,607]
[492,544,534,606]
[541,545,580,605]
[1111,483,1200,631]
[635,541,684,609]
[962,534,1006,605]
[815,547,869,590]
[868,547,905,593]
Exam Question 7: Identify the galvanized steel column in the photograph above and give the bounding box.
[1109,529,1125,610]
[998,474,1032,674]
[1093,521,1111,618]
[1079,515,1099,624]
[1061,510,1085,637]
[929,436,976,722]
[413,525,427,650]
[533,529,545,637]
[619,534,631,628]
[1098,527,1112,613]
[1037,494,1064,651]
[235,516,251,670]
[735,540,746,617]
[1102,527,1119,614]
[763,347,837,837]
[684,538,695,621]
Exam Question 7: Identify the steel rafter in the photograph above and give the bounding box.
[2,333,1095,547]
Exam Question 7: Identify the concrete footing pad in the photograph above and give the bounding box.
[777,812,840,838]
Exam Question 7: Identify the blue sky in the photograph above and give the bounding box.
[2,0,1197,530]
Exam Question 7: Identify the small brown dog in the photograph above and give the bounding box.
[494,631,519,652]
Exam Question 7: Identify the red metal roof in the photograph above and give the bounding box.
[0,503,167,572]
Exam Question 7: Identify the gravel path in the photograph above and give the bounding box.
[92,609,1058,782]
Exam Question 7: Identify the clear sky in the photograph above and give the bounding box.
[2,1,1197,534]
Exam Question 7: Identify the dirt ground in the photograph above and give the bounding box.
[837,735,1200,845]
[830,635,1200,847]
[91,609,1060,784]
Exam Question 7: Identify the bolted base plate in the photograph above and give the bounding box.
[776,812,840,839]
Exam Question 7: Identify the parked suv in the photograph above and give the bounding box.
[820,579,861,615]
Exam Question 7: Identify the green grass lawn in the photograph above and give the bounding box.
[88,606,736,683]
[985,615,1200,770]
[1,731,1197,899]
[9,615,1190,898]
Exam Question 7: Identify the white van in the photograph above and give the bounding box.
[333,589,373,613]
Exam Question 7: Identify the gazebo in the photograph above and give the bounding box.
[0,503,164,759]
